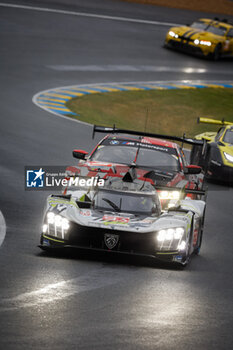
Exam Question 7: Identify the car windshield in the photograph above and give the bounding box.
[190,21,207,30]
[136,148,179,171]
[92,145,137,164]
[223,130,233,144]
[227,28,233,38]
[91,144,180,172]
[207,25,226,36]
[94,190,158,215]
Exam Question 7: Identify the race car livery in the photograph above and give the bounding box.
[164,18,233,60]
[39,171,206,266]
[190,117,233,182]
[70,125,205,203]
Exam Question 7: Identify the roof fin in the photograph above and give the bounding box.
[122,166,137,182]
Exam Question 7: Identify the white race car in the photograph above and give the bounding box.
[39,166,206,266]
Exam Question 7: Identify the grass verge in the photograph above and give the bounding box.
[120,0,233,16]
[66,88,233,138]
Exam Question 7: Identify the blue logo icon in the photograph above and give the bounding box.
[26,168,45,188]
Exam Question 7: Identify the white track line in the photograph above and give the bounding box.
[47,65,209,73]
[0,211,6,248]
[0,2,180,27]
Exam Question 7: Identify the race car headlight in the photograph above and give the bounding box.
[55,215,62,226]
[224,152,233,163]
[61,218,70,230]
[169,31,178,38]
[47,212,55,224]
[200,40,211,46]
[159,191,180,200]
[194,39,200,45]
[156,227,185,251]
[177,240,186,250]
[45,213,70,239]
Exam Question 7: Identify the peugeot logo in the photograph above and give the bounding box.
[104,233,119,250]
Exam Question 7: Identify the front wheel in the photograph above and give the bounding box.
[163,40,169,49]
[194,206,206,255]
[212,44,221,61]
[194,227,203,255]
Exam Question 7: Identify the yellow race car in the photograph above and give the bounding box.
[190,117,233,182]
[164,18,233,60]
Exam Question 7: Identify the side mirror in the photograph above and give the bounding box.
[184,165,202,174]
[72,149,88,160]
[217,141,224,146]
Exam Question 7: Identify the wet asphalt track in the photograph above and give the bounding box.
[0,1,233,349]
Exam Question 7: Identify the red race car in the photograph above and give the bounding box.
[67,126,205,208]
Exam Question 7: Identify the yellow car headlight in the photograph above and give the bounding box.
[194,39,212,46]
[224,152,233,163]
[200,40,212,46]
[169,31,178,38]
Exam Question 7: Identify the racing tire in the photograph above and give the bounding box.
[194,232,202,255]
[194,218,204,255]
[181,244,191,267]
[163,41,169,49]
[194,204,206,255]
[182,214,196,265]
[181,235,192,267]
[212,44,221,61]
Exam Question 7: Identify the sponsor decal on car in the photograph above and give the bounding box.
[80,210,91,216]
[43,238,50,246]
[102,215,130,225]
[122,141,135,145]
[173,255,183,262]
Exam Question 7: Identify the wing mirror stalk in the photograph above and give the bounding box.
[72,149,88,160]
[184,165,202,174]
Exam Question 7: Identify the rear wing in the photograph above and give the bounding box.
[198,117,233,126]
[92,124,204,146]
